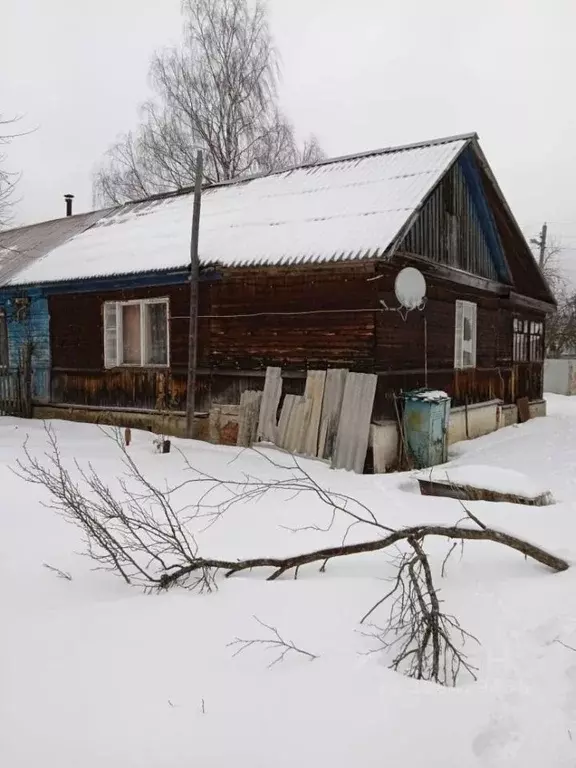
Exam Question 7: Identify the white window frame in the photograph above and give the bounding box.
[513,317,544,362]
[454,300,477,370]
[103,297,170,369]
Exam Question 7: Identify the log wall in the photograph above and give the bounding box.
[47,259,545,416]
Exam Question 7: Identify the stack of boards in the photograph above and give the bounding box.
[236,367,377,474]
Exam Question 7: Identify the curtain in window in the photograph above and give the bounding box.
[122,304,141,364]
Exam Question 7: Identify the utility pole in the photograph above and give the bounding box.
[185,150,203,439]
[531,222,548,268]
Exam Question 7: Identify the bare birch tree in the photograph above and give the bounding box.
[0,115,21,229]
[535,236,576,356]
[93,0,324,205]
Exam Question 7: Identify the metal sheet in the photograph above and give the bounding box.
[300,370,326,456]
[318,368,348,459]
[257,366,282,443]
[0,209,110,286]
[332,372,377,473]
[237,390,262,447]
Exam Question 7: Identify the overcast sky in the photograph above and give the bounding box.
[3,0,576,262]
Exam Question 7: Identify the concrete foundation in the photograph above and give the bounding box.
[33,394,547,475]
[34,405,209,441]
[499,403,518,428]
[33,402,246,447]
[528,399,547,419]
[371,420,399,473]
[208,404,241,445]
[369,398,547,473]
[448,399,500,444]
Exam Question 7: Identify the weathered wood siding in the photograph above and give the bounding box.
[401,158,501,281]
[0,288,50,401]
[206,263,376,371]
[372,259,544,418]
[48,263,377,410]
[49,283,211,410]
[47,260,544,417]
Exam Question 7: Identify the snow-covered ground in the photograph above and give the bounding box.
[3,395,576,766]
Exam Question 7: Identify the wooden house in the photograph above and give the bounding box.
[0,209,110,409]
[0,133,555,457]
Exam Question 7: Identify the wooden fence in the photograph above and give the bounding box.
[0,346,32,418]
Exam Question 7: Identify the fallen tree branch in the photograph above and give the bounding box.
[17,425,570,687]
[360,536,478,686]
[228,616,319,667]
[43,562,72,581]
[159,523,568,587]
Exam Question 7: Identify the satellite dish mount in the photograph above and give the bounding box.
[380,267,427,321]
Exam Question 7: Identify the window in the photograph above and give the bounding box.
[0,309,8,368]
[513,317,544,362]
[103,298,169,368]
[530,321,544,361]
[454,300,477,369]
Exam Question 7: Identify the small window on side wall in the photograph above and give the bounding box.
[454,300,477,370]
[103,298,169,368]
[0,310,8,368]
[513,317,543,362]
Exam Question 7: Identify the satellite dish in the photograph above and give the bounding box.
[394,267,426,310]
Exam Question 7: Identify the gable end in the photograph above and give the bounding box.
[397,148,511,284]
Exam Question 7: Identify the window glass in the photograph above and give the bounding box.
[454,300,477,369]
[513,316,544,362]
[122,304,141,365]
[145,302,168,365]
[104,299,169,368]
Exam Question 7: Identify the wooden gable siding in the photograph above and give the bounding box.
[400,158,500,282]
[477,163,552,304]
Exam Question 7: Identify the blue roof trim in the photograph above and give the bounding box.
[457,148,511,284]
[5,268,221,296]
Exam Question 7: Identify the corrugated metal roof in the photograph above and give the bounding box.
[9,134,472,286]
[0,210,111,287]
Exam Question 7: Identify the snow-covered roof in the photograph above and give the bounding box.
[0,210,110,287]
[9,134,473,286]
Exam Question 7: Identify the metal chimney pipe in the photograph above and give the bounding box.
[64,194,74,217]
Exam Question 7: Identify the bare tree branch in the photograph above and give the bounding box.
[15,425,568,592]
[0,115,24,229]
[535,236,576,357]
[16,426,570,687]
[361,537,479,686]
[93,0,324,204]
[228,616,319,667]
[555,637,576,653]
[42,562,72,581]
[159,523,568,587]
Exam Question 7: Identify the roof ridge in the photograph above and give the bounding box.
[281,131,478,172]
[116,132,478,208]
[2,134,479,230]
[0,132,478,237]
